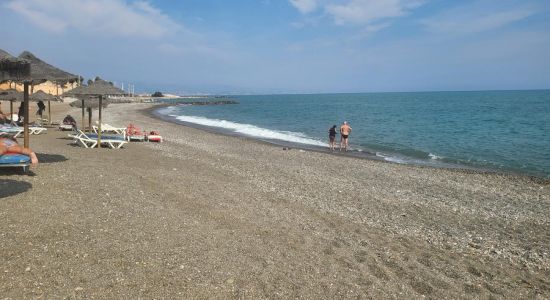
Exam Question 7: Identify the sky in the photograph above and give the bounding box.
[1,0,549,94]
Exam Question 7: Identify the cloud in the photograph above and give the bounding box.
[4,0,182,38]
[422,7,536,34]
[349,22,392,40]
[288,0,425,36]
[289,0,318,14]
[325,0,425,25]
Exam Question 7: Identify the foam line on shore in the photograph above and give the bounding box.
[168,114,327,147]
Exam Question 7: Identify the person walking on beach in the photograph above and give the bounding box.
[328,125,337,151]
[17,104,24,123]
[340,121,352,152]
[36,100,46,119]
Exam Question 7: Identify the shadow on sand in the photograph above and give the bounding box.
[57,136,74,141]
[0,179,32,198]
[36,153,68,164]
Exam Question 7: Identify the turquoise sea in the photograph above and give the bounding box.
[155,90,550,179]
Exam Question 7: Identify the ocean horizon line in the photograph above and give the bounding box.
[167,88,550,97]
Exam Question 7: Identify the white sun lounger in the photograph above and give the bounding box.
[72,130,127,149]
[93,123,127,136]
[0,127,25,138]
[29,127,47,135]
[59,124,74,131]
[2,125,47,136]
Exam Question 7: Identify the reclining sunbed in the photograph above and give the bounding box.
[0,126,24,138]
[93,123,127,137]
[0,125,46,136]
[71,130,127,149]
[126,124,145,141]
[59,124,74,131]
[0,153,31,172]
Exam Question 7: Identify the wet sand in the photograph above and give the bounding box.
[1,102,549,299]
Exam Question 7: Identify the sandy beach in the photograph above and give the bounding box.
[1,102,548,298]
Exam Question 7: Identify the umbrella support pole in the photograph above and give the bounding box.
[23,82,29,148]
[48,100,51,125]
[98,95,102,148]
[10,100,13,124]
[87,108,92,134]
[81,99,85,131]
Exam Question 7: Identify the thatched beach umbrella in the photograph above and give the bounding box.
[30,90,61,122]
[18,51,79,86]
[0,89,23,122]
[19,51,79,125]
[0,89,23,100]
[1,49,79,148]
[0,49,11,59]
[65,79,124,147]
[69,97,110,109]
[0,90,61,123]
[69,97,110,133]
[23,52,78,146]
[0,50,32,146]
[1,50,26,121]
[30,90,58,102]
[0,51,30,83]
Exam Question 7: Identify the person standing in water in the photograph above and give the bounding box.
[340,121,352,151]
[328,125,337,151]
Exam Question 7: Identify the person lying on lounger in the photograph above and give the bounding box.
[0,136,39,165]
[63,114,77,127]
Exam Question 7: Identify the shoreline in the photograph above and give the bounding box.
[143,103,550,184]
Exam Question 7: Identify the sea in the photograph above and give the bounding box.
[154,90,550,179]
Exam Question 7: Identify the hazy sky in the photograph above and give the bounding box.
[1,0,549,94]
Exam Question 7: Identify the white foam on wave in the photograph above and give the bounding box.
[172,114,327,147]
[428,153,443,160]
[157,106,178,115]
[376,152,407,164]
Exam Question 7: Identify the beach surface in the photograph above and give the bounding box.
[1,102,549,299]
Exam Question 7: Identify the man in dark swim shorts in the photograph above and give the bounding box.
[340,121,352,151]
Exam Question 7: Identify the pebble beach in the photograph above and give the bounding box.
[1,102,549,298]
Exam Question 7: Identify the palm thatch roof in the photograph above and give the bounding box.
[18,51,78,84]
[0,49,30,82]
[0,89,61,102]
[30,90,61,102]
[0,89,23,101]
[0,49,12,59]
[64,78,125,97]
[69,96,110,109]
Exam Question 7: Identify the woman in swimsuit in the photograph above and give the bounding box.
[0,137,39,165]
[328,125,337,151]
